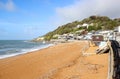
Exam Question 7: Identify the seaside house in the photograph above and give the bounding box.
[76,23,90,29]
[76,35,84,40]
[92,34,104,46]
[115,26,120,41]
[92,35,104,42]
[82,23,89,29]
[90,23,94,26]
[118,26,120,32]
[76,24,82,28]
[99,30,113,40]
[57,34,68,40]
[83,33,92,40]
[115,26,120,33]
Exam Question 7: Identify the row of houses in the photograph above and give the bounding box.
[51,26,120,43]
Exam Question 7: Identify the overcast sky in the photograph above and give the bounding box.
[0,0,120,40]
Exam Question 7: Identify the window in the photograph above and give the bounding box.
[96,36,99,39]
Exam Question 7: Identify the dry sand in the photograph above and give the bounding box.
[0,41,108,79]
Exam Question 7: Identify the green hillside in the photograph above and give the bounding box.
[43,16,120,41]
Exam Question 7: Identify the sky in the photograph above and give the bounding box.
[0,0,120,40]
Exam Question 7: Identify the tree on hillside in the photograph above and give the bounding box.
[88,26,95,31]
[42,15,120,41]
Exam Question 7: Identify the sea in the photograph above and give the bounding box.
[0,40,53,59]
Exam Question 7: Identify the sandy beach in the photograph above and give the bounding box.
[0,41,108,79]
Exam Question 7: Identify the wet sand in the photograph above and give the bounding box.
[0,41,108,79]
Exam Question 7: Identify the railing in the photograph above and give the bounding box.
[108,40,114,79]
[108,40,120,79]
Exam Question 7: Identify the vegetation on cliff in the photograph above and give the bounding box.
[42,16,120,41]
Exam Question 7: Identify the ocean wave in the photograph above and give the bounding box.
[0,44,53,59]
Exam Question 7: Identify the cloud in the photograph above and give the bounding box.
[55,0,120,24]
[0,0,16,11]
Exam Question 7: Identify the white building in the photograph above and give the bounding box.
[82,23,89,29]
[76,24,82,28]
[99,30,113,40]
[118,26,120,32]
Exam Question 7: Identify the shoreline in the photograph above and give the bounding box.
[0,43,54,60]
[0,41,108,79]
